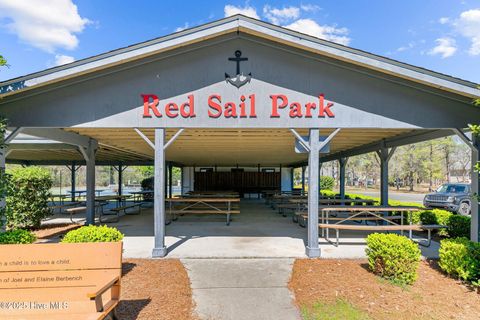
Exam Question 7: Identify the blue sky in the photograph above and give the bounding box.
[0,0,479,83]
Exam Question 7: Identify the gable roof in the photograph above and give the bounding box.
[1,14,479,99]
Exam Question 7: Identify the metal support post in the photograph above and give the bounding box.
[339,157,348,199]
[306,128,320,258]
[153,128,167,257]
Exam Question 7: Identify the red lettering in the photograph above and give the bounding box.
[318,94,334,117]
[224,102,237,118]
[270,94,288,117]
[208,95,222,118]
[180,95,196,118]
[289,102,303,118]
[141,94,161,117]
[165,102,178,118]
[305,103,316,118]
[249,94,257,118]
[239,95,247,118]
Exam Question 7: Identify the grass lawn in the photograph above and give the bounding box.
[289,259,480,320]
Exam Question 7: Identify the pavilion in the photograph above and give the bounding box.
[0,15,479,258]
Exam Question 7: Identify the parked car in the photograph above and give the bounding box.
[423,183,472,216]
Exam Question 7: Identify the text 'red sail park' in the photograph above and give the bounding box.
[141,93,335,119]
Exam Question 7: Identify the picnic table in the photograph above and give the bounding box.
[68,189,107,199]
[166,197,240,225]
[129,190,154,203]
[318,206,443,247]
[49,194,68,206]
[278,198,377,218]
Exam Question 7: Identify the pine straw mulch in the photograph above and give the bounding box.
[117,259,197,320]
[32,223,81,240]
[289,259,480,320]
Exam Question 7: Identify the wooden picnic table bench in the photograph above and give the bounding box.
[317,206,445,247]
[279,198,377,218]
[66,202,108,223]
[166,197,240,225]
[48,201,82,214]
[0,242,122,320]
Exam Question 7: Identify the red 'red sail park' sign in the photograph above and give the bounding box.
[141,94,335,119]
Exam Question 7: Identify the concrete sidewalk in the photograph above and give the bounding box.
[182,258,300,320]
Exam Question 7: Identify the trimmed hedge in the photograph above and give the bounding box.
[439,237,480,283]
[61,225,124,243]
[0,229,36,244]
[5,167,52,230]
[365,233,421,285]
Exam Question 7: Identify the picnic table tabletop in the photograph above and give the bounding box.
[319,205,423,212]
[166,197,240,202]
[288,198,376,204]
[95,194,131,201]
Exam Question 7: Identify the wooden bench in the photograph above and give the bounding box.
[0,242,122,319]
[66,203,107,223]
[167,198,240,225]
[296,212,403,227]
[109,203,142,216]
[318,223,445,247]
[48,202,82,214]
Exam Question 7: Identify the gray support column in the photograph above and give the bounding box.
[70,163,76,202]
[85,141,96,225]
[378,145,395,207]
[307,128,320,258]
[339,157,348,199]
[153,128,167,257]
[118,164,123,196]
[301,166,306,194]
[168,162,173,198]
[471,134,479,242]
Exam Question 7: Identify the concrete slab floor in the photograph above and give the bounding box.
[182,258,300,320]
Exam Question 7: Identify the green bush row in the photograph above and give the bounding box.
[439,237,480,286]
[61,225,124,243]
[365,233,421,285]
[320,191,470,238]
[0,229,36,244]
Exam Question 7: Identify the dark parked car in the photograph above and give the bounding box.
[423,183,472,216]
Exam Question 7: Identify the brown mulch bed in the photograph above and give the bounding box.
[117,259,196,320]
[289,259,480,320]
[32,223,81,240]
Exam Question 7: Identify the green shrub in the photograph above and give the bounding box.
[140,176,154,201]
[439,237,480,282]
[0,229,36,244]
[320,176,335,191]
[5,167,52,229]
[61,225,124,243]
[365,233,421,285]
[446,215,470,238]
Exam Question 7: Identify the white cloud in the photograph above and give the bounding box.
[54,54,74,66]
[455,9,480,55]
[397,42,415,52]
[439,17,450,24]
[428,37,457,58]
[263,5,300,24]
[300,4,321,12]
[284,18,351,46]
[175,23,190,32]
[224,4,259,19]
[0,0,90,53]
